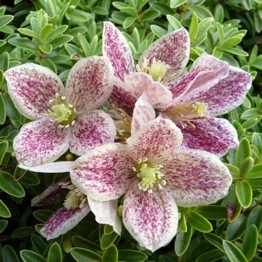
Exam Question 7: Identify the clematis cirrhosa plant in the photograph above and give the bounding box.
[70,117,232,252]
[4,56,116,167]
[103,22,252,156]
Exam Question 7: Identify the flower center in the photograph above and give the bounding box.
[60,182,87,209]
[108,108,131,143]
[49,93,76,127]
[165,102,208,127]
[133,157,166,193]
[137,58,170,82]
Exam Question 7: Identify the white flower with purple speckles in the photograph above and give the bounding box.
[103,22,252,156]
[70,117,232,252]
[4,56,116,166]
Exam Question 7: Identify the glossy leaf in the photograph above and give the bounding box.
[102,245,118,262]
[245,164,262,179]
[47,243,63,262]
[0,171,25,198]
[203,233,224,252]
[0,141,8,165]
[194,205,227,220]
[196,249,225,262]
[241,224,258,261]
[174,225,193,256]
[20,250,46,262]
[186,211,213,232]
[0,220,8,234]
[3,245,20,262]
[118,249,148,262]
[223,240,248,262]
[246,205,262,231]
[235,180,252,208]
[100,231,118,250]
[226,214,247,241]
[239,157,254,178]
[235,138,251,168]
[0,94,6,124]
[70,247,102,262]
[0,200,11,218]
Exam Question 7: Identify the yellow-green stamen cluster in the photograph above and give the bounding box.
[60,182,87,210]
[137,58,170,82]
[166,102,208,127]
[133,157,166,193]
[49,93,76,127]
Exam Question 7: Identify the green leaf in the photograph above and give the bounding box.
[235,138,251,168]
[241,117,261,129]
[170,0,188,8]
[150,25,167,38]
[39,44,52,54]
[226,214,247,241]
[70,247,101,262]
[102,245,118,262]
[118,249,147,262]
[20,250,46,262]
[246,205,262,231]
[0,15,13,28]
[241,224,258,261]
[150,3,173,15]
[8,37,38,50]
[235,180,252,208]
[72,235,100,251]
[167,15,182,30]
[0,140,8,165]
[140,9,160,22]
[0,220,8,234]
[47,242,62,262]
[0,200,11,218]
[0,171,25,198]
[204,233,224,252]
[241,108,259,119]
[186,211,213,232]
[100,231,118,250]
[214,4,224,23]
[49,35,73,49]
[18,28,39,39]
[11,227,35,239]
[194,205,227,220]
[223,240,248,262]
[31,234,48,254]
[123,17,136,29]
[196,249,225,262]
[221,47,248,56]
[174,225,193,256]
[224,164,239,179]
[178,214,187,232]
[3,245,20,262]
[40,24,52,41]
[239,157,254,178]
[189,12,199,41]
[188,5,212,20]
[245,164,262,179]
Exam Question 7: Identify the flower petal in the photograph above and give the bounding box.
[70,110,116,155]
[88,197,122,235]
[103,21,134,80]
[31,184,68,207]
[40,206,90,240]
[70,143,134,201]
[127,117,183,163]
[139,28,190,79]
[14,118,70,166]
[65,56,114,112]
[167,53,229,107]
[164,149,232,207]
[179,117,239,157]
[4,63,64,119]
[131,93,156,134]
[196,66,252,116]
[19,161,73,173]
[123,182,178,252]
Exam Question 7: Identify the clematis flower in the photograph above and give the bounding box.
[4,56,116,166]
[25,162,121,239]
[103,22,252,156]
[70,117,232,252]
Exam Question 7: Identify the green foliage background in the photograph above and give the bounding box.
[0,0,261,261]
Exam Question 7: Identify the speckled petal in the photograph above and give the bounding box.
[103,21,134,80]
[167,53,229,107]
[123,182,178,252]
[139,28,190,79]
[4,64,64,119]
[196,66,252,116]
[19,161,73,173]
[88,197,122,235]
[164,149,232,207]
[70,143,134,201]
[131,93,156,134]
[65,57,114,112]
[13,118,70,166]
[70,110,116,155]
[127,118,183,163]
[179,117,239,157]
[40,206,90,240]
[31,184,68,207]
